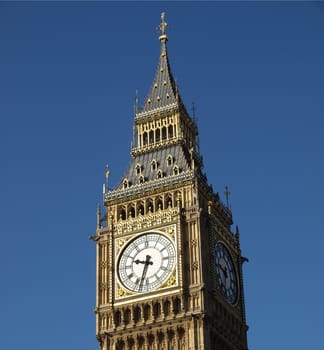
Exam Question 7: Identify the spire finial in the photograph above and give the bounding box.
[224,185,231,209]
[104,165,110,193]
[192,102,196,119]
[159,12,168,41]
[135,89,139,114]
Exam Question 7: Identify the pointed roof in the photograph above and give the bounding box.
[105,13,212,203]
[136,13,185,118]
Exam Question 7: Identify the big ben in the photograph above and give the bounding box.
[92,13,249,350]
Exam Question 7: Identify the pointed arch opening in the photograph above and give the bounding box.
[135,163,142,175]
[128,205,135,218]
[151,159,157,171]
[168,124,174,138]
[162,126,167,140]
[133,306,141,323]
[149,130,154,144]
[153,302,161,319]
[118,207,127,221]
[173,297,181,314]
[114,310,121,327]
[167,154,173,166]
[143,132,148,146]
[143,304,151,321]
[146,199,153,213]
[165,194,173,208]
[156,197,163,210]
[156,128,161,142]
[157,170,163,179]
[137,202,144,216]
[124,308,131,325]
[163,300,171,317]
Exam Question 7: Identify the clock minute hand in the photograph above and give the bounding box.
[138,255,152,292]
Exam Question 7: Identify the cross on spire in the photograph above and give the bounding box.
[159,12,168,41]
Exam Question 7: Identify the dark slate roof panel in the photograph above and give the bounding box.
[138,39,185,116]
[115,144,191,190]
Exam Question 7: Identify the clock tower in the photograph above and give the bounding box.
[93,13,249,350]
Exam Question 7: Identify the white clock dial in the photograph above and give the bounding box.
[118,233,176,293]
[215,242,238,305]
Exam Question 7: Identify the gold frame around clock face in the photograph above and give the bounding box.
[117,232,176,293]
[215,242,238,305]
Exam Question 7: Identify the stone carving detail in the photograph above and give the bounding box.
[192,261,198,270]
[100,282,108,290]
[116,207,178,235]
[100,260,108,268]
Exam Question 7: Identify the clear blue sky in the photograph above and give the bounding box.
[1,2,324,349]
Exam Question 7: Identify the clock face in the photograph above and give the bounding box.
[215,242,238,305]
[117,233,176,293]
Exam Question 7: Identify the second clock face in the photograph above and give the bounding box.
[215,242,238,305]
[118,233,176,293]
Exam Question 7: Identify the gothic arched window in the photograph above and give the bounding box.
[168,125,174,138]
[137,202,144,216]
[143,304,151,321]
[167,154,173,166]
[151,159,157,171]
[163,300,171,317]
[156,128,161,142]
[162,126,167,140]
[149,130,154,144]
[143,132,148,146]
[114,310,121,326]
[135,164,142,175]
[156,198,163,210]
[153,302,161,319]
[134,306,141,323]
[124,309,131,325]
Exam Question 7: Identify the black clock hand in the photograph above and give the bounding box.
[138,255,152,292]
[134,259,154,265]
[134,259,145,264]
[219,264,228,279]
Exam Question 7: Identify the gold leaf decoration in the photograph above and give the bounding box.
[161,270,176,289]
[117,284,132,298]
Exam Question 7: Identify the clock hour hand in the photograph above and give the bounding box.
[134,258,153,265]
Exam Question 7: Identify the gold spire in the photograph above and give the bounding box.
[159,12,168,42]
